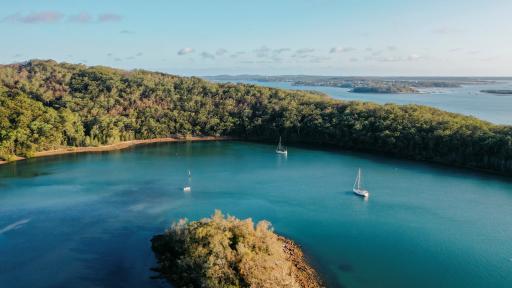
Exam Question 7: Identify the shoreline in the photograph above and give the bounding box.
[0,136,236,166]
[278,236,324,288]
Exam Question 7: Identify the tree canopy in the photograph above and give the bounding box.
[151,210,322,288]
[0,60,511,175]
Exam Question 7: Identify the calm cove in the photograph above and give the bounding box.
[1,141,512,288]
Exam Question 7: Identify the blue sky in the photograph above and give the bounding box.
[1,0,511,76]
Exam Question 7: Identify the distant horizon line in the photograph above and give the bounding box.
[203,74,512,79]
[3,59,512,79]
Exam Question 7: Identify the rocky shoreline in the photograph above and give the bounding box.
[278,236,324,288]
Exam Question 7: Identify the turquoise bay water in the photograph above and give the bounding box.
[224,80,512,125]
[1,141,512,288]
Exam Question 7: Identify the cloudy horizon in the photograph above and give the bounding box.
[1,0,512,76]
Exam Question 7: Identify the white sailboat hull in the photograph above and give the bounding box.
[353,188,369,197]
[276,136,287,155]
[183,186,191,192]
[352,168,369,197]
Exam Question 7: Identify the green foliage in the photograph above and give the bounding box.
[0,91,65,157]
[0,59,511,175]
[151,210,301,288]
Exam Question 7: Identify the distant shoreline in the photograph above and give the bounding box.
[0,136,235,166]
[480,89,512,95]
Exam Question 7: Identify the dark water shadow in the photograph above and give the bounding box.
[0,165,52,179]
[277,231,348,288]
[68,225,171,288]
[337,262,354,273]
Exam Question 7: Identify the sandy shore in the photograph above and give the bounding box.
[0,136,235,166]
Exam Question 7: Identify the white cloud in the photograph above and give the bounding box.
[178,48,195,55]
[98,13,122,22]
[330,46,355,53]
[3,12,124,24]
[69,12,92,23]
[254,46,271,58]
[274,48,291,54]
[3,11,63,24]
[295,48,315,54]
[366,53,424,62]
[230,51,246,58]
[407,54,422,61]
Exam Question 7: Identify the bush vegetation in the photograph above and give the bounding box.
[0,60,511,174]
[151,210,322,288]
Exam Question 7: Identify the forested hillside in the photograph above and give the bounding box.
[1,60,511,174]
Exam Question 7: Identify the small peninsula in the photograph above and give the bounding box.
[151,211,324,288]
[481,89,512,95]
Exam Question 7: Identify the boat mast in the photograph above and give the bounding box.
[354,169,359,190]
[357,168,362,190]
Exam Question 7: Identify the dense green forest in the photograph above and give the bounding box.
[0,60,511,174]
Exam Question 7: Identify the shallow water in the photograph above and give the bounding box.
[1,141,512,288]
[224,80,512,125]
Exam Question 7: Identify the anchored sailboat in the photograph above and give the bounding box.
[276,136,288,155]
[353,168,369,197]
[183,169,191,192]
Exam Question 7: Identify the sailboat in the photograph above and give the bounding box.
[183,170,191,192]
[353,168,369,197]
[276,136,288,155]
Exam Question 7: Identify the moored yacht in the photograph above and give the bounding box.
[353,168,369,197]
[276,136,288,155]
[183,169,191,192]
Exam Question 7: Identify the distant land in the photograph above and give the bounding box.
[481,89,512,95]
[205,75,510,94]
[350,85,418,94]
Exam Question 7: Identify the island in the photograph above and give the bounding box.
[206,75,497,93]
[350,84,418,94]
[481,89,512,95]
[151,211,324,288]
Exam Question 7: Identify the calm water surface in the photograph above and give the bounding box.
[1,141,512,288]
[224,80,512,125]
